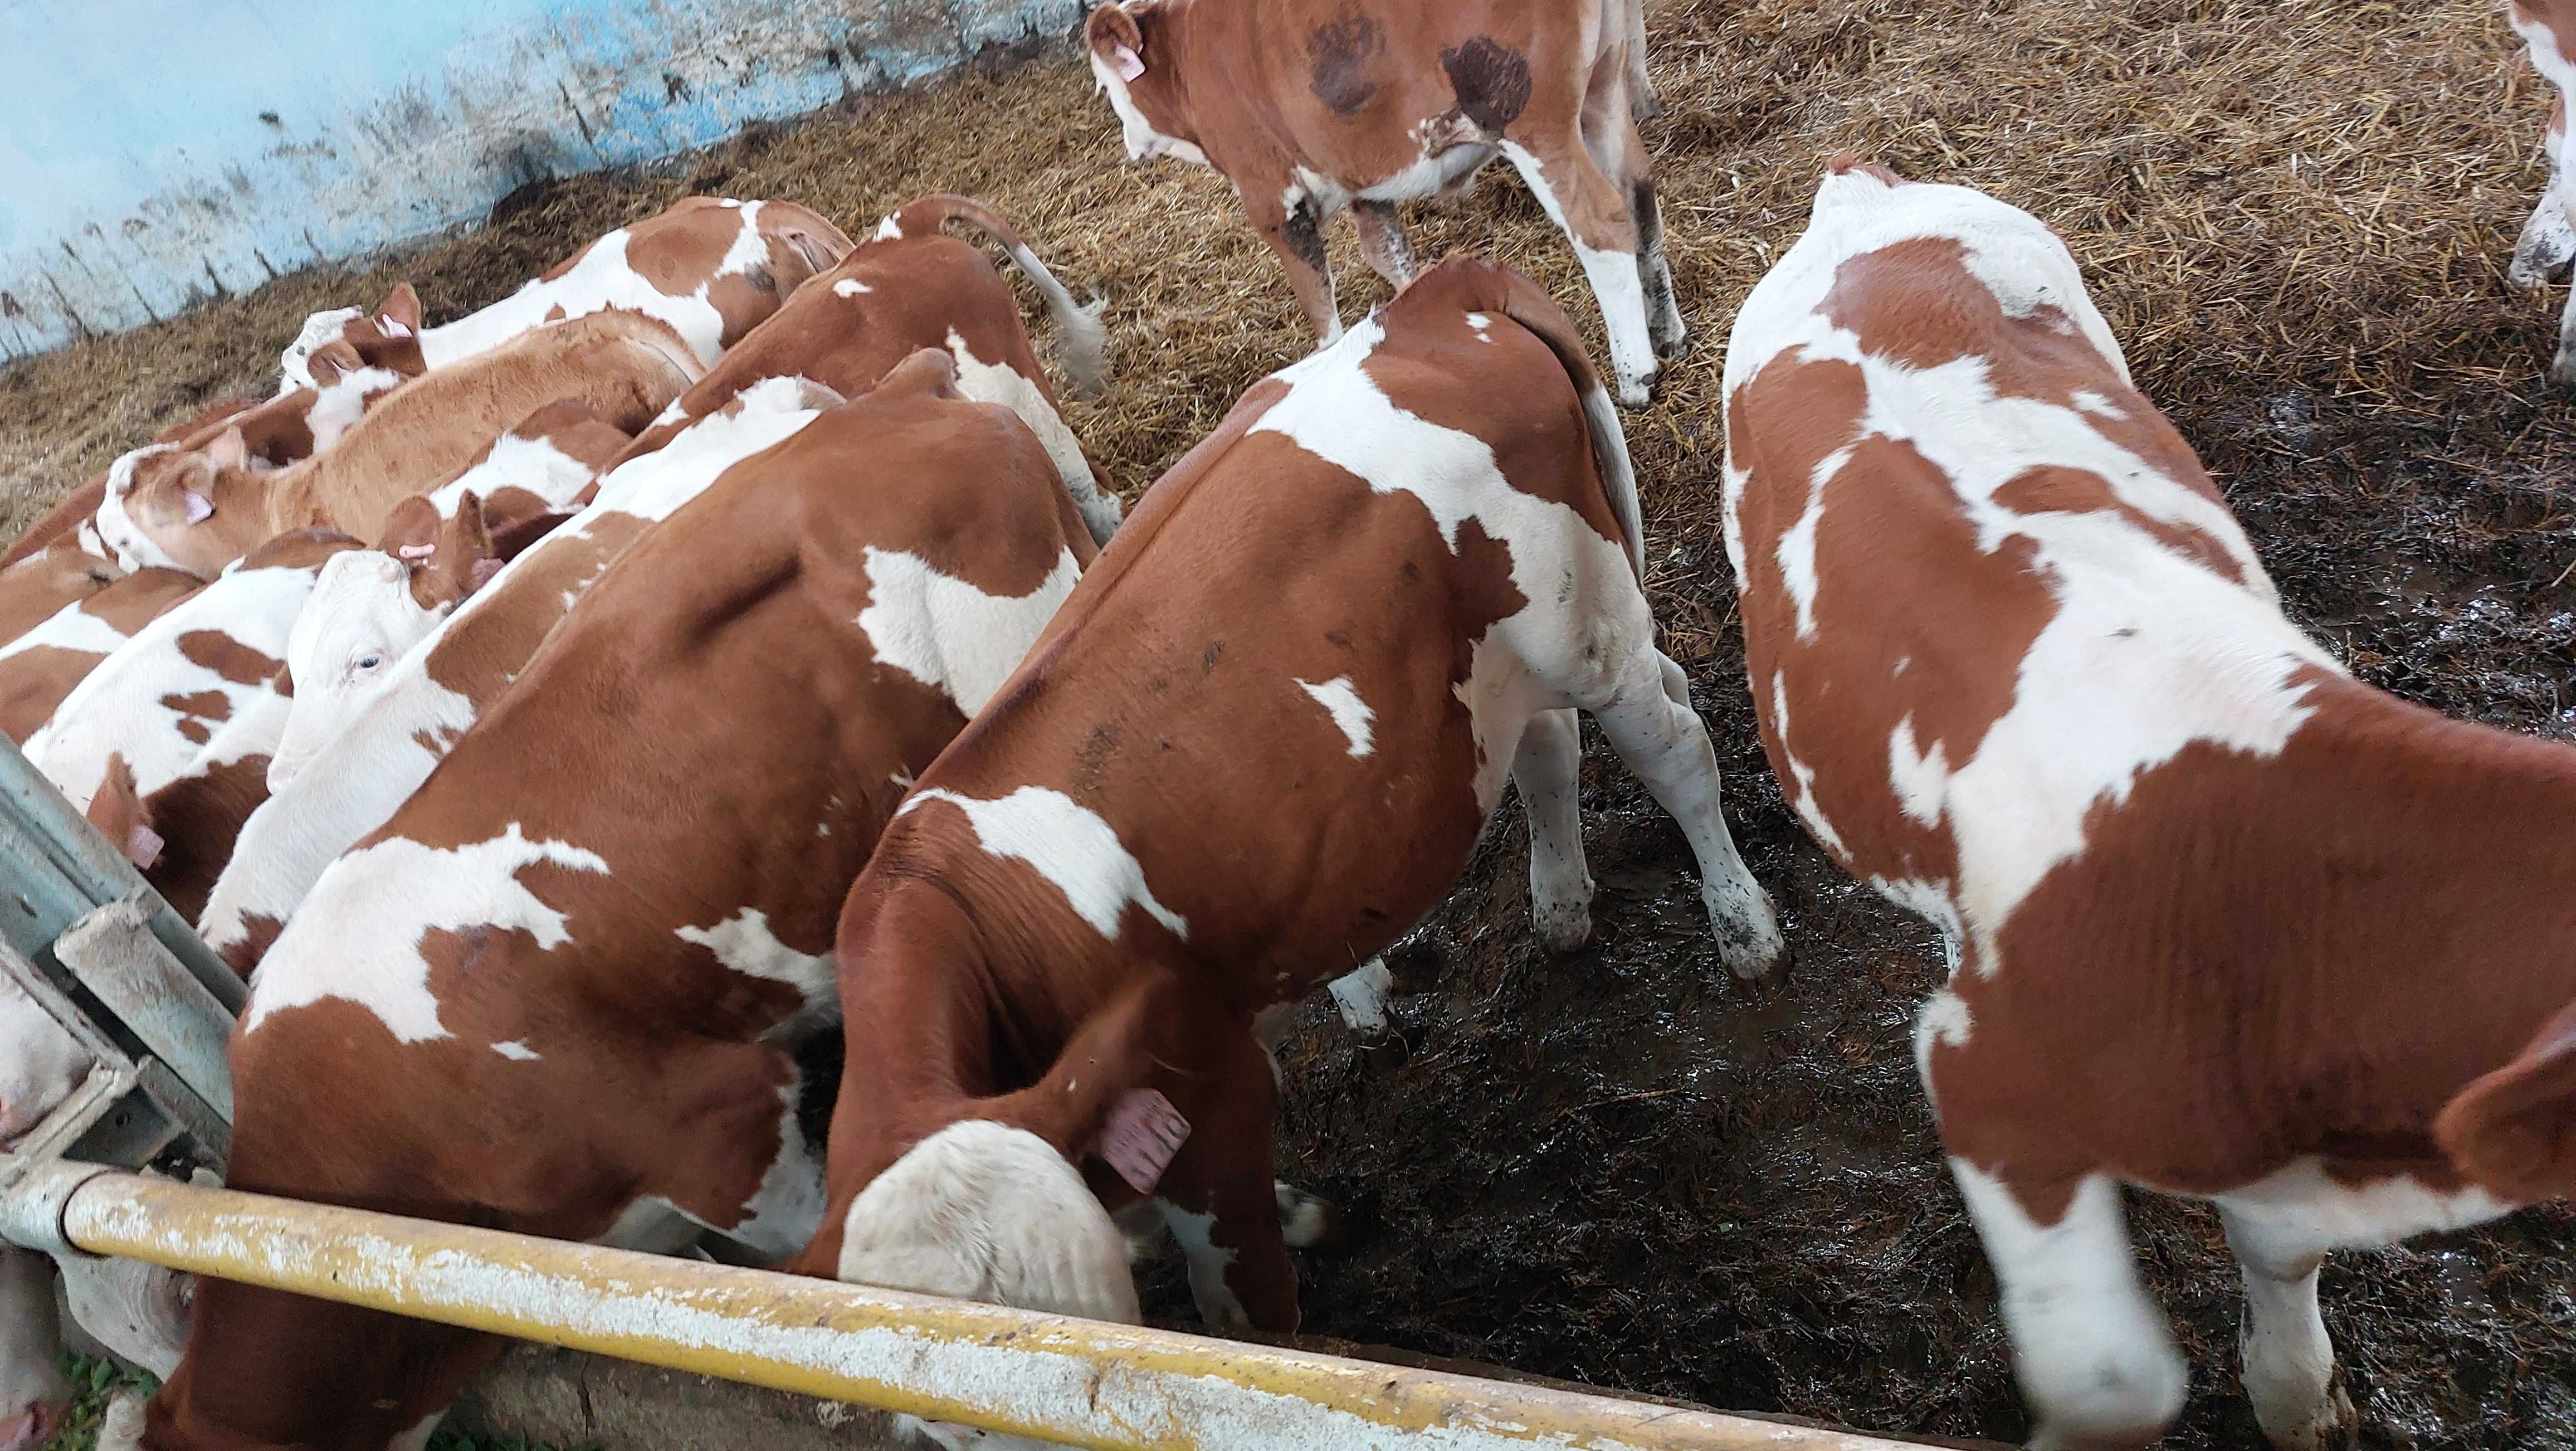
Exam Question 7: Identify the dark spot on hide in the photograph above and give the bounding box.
[1202,640,1226,673]
[1284,203,1328,275]
[1307,10,1387,116]
[1075,723,1120,794]
[1441,36,1532,134]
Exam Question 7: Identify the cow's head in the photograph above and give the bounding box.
[1085,2,1206,166]
[276,284,425,393]
[266,495,506,790]
[94,432,270,580]
[0,540,122,644]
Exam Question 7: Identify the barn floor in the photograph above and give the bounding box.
[6,0,2574,1446]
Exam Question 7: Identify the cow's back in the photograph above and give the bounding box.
[302,310,700,542]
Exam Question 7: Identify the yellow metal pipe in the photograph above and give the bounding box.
[43,1168,1950,1451]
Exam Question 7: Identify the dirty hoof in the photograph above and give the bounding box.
[1707,882,1787,983]
[1652,319,1689,362]
[1275,1181,1345,1249]
[2254,1366,2359,1451]
[1531,898,1593,954]
[1326,960,1393,1038]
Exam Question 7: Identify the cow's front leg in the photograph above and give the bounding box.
[1148,1031,1300,1333]
[1353,200,1418,287]
[1246,189,1343,347]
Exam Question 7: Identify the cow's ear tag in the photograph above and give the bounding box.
[1100,1088,1188,1194]
[1113,44,1145,81]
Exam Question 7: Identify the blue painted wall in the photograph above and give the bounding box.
[0,0,1081,358]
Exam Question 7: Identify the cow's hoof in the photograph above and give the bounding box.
[1652,320,1689,362]
[1531,898,1593,954]
[1275,1182,1345,1249]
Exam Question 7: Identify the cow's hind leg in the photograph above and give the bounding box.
[1577,54,1682,361]
[2219,1206,2358,1451]
[1623,0,1663,120]
[2511,100,2576,291]
[1951,1160,2188,1451]
[1581,651,1782,978]
[1514,707,1595,952]
[1500,135,1657,406]
[1247,189,1344,347]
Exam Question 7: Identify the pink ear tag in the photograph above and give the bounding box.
[1113,45,1145,81]
[397,543,435,561]
[182,492,214,524]
[125,824,164,871]
[379,316,414,338]
[1100,1088,1189,1194]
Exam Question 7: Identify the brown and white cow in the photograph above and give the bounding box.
[27,530,357,815]
[0,542,123,646]
[2,397,265,571]
[4,335,426,573]
[1721,157,2576,1451]
[2509,1,2576,382]
[82,503,535,920]
[98,310,698,578]
[1084,0,1677,404]
[121,352,1091,1451]
[196,376,846,975]
[0,567,203,743]
[618,193,1123,543]
[281,197,855,389]
[786,258,1781,1356]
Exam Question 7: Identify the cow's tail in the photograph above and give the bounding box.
[884,194,1110,398]
[2434,1000,2576,1205]
[1460,259,1645,582]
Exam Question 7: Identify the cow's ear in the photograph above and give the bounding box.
[1087,3,1146,76]
[86,754,161,871]
[375,281,422,335]
[375,494,441,561]
[305,339,359,388]
[205,427,252,473]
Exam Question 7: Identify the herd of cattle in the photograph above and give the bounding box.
[1,2,2574,1450]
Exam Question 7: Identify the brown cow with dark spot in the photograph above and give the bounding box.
[120,352,1092,1451]
[786,260,1780,1407]
[1723,158,2576,1451]
[1084,0,1675,403]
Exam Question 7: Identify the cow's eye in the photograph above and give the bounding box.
[355,653,384,673]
